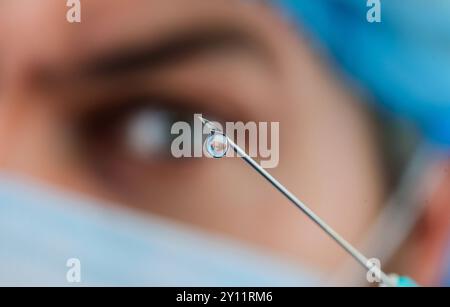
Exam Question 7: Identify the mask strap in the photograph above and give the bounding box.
[330,142,448,285]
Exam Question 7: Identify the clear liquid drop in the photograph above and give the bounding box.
[205,132,229,158]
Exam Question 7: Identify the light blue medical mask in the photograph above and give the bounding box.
[0,174,322,286]
[0,145,439,286]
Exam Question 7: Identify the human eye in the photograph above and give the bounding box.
[73,94,209,182]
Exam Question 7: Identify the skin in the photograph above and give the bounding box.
[0,0,448,285]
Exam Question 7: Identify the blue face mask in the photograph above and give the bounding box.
[276,0,450,146]
[0,175,322,286]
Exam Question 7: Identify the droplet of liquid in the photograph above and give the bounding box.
[205,132,229,158]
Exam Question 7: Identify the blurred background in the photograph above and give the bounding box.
[0,0,449,286]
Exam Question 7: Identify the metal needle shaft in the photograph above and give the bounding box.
[199,116,395,287]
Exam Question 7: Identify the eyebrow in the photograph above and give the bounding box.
[80,24,273,79]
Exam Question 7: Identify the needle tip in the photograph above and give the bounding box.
[197,115,222,132]
[197,115,207,125]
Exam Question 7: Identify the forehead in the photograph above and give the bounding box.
[1,0,267,69]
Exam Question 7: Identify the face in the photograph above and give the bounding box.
[0,0,388,275]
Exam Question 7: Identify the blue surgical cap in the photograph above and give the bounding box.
[277,0,450,147]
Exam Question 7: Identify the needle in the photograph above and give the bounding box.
[199,115,396,287]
